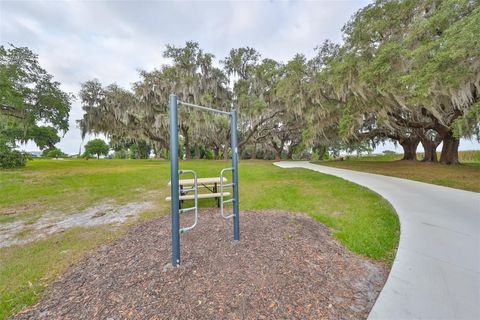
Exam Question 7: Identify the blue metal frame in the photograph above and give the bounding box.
[169,94,240,267]
[231,107,240,240]
[169,94,180,266]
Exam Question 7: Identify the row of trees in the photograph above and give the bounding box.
[79,0,479,165]
[81,138,152,159]
[2,1,479,167]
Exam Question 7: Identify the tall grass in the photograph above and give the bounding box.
[458,150,480,163]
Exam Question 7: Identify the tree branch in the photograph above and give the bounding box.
[238,109,284,148]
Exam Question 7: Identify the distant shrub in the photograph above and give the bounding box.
[114,149,129,159]
[129,142,150,159]
[296,149,313,160]
[0,145,28,168]
[204,149,214,160]
[47,148,67,158]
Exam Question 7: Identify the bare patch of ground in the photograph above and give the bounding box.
[0,203,39,216]
[14,209,387,319]
[0,201,154,248]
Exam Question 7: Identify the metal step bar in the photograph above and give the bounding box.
[178,170,199,234]
[179,207,196,214]
[220,168,235,219]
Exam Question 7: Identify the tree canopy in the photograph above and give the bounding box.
[84,138,109,159]
[0,45,73,167]
[328,0,480,164]
[0,45,72,132]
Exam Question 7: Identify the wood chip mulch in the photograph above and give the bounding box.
[14,209,388,320]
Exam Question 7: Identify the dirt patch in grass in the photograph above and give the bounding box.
[0,203,38,216]
[14,209,387,319]
[0,201,154,248]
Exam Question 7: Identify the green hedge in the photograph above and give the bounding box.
[0,147,28,169]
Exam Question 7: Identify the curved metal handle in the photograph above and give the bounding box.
[179,170,199,233]
[220,168,234,219]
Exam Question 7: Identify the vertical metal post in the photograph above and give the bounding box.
[231,107,240,240]
[170,94,181,266]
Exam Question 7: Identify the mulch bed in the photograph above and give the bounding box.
[14,209,387,320]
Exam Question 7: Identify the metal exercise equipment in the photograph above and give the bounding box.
[178,170,198,234]
[169,94,240,267]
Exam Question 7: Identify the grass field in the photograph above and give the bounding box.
[319,152,480,192]
[333,150,480,163]
[0,159,399,319]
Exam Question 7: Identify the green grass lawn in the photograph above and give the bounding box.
[329,150,480,163]
[318,159,480,192]
[0,159,399,319]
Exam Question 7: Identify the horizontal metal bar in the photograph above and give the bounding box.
[178,101,231,116]
[179,207,196,214]
[180,227,190,234]
[181,187,196,193]
[179,169,195,174]
[223,199,235,204]
[221,183,234,188]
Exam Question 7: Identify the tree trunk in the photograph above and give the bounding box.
[275,150,282,161]
[287,148,294,160]
[223,145,229,160]
[251,142,257,160]
[213,147,219,160]
[422,141,438,162]
[287,142,299,160]
[194,144,200,159]
[184,135,190,160]
[271,138,285,161]
[399,137,419,161]
[317,146,327,160]
[435,124,460,165]
[420,139,441,162]
[439,133,460,165]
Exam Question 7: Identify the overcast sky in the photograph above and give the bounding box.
[1,0,478,154]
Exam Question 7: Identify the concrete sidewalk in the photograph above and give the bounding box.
[274,161,480,320]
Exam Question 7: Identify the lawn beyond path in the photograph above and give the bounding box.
[0,159,399,319]
[276,162,480,320]
[318,160,480,192]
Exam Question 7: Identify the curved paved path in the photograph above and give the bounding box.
[274,161,480,320]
